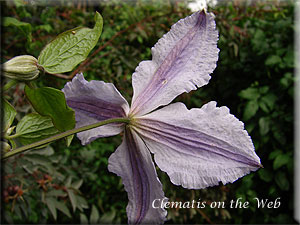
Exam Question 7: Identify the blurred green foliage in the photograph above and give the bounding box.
[1,0,295,224]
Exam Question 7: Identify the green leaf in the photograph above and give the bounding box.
[3,17,32,42]
[29,145,55,156]
[239,87,260,100]
[260,93,277,111]
[67,189,77,212]
[273,154,290,170]
[47,190,66,197]
[268,149,282,160]
[275,171,289,191]
[280,72,293,88]
[99,209,116,224]
[25,86,75,132]
[2,98,17,132]
[66,135,74,147]
[243,100,259,121]
[258,169,273,182]
[72,179,83,189]
[265,55,282,66]
[15,113,59,145]
[283,50,294,68]
[46,197,57,220]
[23,154,55,173]
[65,176,73,187]
[258,86,269,94]
[90,205,100,224]
[37,24,53,33]
[55,200,71,218]
[13,0,24,7]
[258,100,270,113]
[80,213,89,224]
[77,196,89,210]
[259,117,270,135]
[38,12,103,74]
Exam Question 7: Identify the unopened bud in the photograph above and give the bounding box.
[1,141,11,152]
[6,126,15,136]
[2,55,40,81]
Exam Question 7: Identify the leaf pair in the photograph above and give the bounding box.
[6,12,104,147]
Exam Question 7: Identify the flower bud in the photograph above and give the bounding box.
[1,141,11,152]
[2,55,40,81]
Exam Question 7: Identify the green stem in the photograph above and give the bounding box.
[25,81,36,89]
[3,80,18,91]
[5,133,21,139]
[2,117,130,160]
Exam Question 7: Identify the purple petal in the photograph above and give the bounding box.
[133,102,261,189]
[62,73,129,144]
[108,127,167,224]
[130,11,219,116]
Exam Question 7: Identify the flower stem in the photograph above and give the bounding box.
[2,117,130,160]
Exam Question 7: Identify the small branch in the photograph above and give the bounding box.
[2,117,130,160]
[46,73,71,79]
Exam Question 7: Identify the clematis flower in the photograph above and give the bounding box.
[63,10,261,224]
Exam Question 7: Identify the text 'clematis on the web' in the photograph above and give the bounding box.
[62,10,262,224]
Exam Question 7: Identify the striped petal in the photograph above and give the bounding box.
[133,102,261,189]
[62,73,129,145]
[130,11,219,116]
[108,127,167,224]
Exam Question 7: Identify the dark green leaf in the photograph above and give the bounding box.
[90,205,100,224]
[275,171,289,191]
[80,213,89,224]
[268,149,282,160]
[99,209,116,223]
[25,86,75,132]
[258,86,269,94]
[3,17,32,42]
[273,154,290,170]
[2,98,16,132]
[243,100,259,121]
[65,176,72,187]
[72,179,83,189]
[23,154,55,173]
[37,24,52,33]
[15,113,59,145]
[283,50,294,68]
[258,169,273,182]
[258,100,270,113]
[67,189,77,212]
[38,12,103,74]
[280,72,293,88]
[265,55,282,66]
[47,190,67,197]
[55,200,71,218]
[77,196,89,210]
[46,197,57,220]
[260,93,277,111]
[239,87,260,100]
[259,117,270,135]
